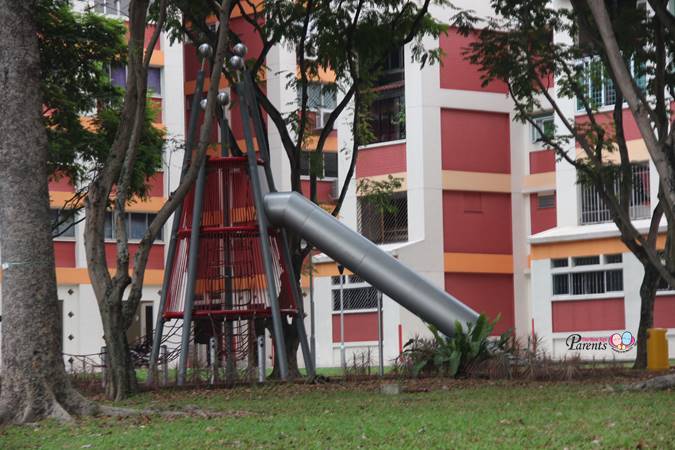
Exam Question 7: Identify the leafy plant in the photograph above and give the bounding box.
[400,314,511,378]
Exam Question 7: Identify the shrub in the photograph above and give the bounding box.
[399,314,511,378]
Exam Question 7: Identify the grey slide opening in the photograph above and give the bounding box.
[263,192,479,337]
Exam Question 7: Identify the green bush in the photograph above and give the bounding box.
[399,314,511,378]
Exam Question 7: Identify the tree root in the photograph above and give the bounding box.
[629,373,675,391]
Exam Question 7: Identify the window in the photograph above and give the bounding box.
[579,163,650,224]
[331,275,378,311]
[577,57,646,110]
[572,256,600,266]
[94,0,129,17]
[299,83,336,130]
[51,209,76,238]
[604,254,622,264]
[357,192,408,244]
[104,212,162,241]
[109,65,162,97]
[551,254,623,296]
[299,151,338,178]
[551,258,569,268]
[537,193,555,209]
[369,87,405,144]
[531,114,554,143]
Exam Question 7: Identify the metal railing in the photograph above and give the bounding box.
[579,163,650,225]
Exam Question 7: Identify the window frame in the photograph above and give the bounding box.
[550,254,624,299]
[104,211,163,243]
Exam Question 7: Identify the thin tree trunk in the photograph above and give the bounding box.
[100,303,138,400]
[634,264,659,369]
[0,1,94,423]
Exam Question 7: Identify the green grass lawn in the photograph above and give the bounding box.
[1,380,673,449]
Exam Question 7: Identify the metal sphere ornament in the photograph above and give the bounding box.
[233,43,248,57]
[229,55,245,71]
[197,43,213,59]
[200,98,208,110]
[216,91,230,106]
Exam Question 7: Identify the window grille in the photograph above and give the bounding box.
[332,286,379,311]
[579,163,650,224]
[537,193,555,209]
[552,270,623,296]
[357,193,408,244]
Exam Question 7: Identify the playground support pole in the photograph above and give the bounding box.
[148,61,207,386]
[309,254,316,370]
[160,345,168,386]
[209,336,218,385]
[236,81,289,380]
[377,291,384,377]
[338,264,346,372]
[176,159,208,386]
[241,73,314,378]
[257,335,266,383]
[279,229,316,379]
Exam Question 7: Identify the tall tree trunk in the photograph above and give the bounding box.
[269,318,301,379]
[0,1,94,423]
[634,264,659,369]
[101,302,138,400]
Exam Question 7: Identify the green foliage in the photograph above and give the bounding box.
[37,0,164,197]
[357,175,403,215]
[400,314,511,377]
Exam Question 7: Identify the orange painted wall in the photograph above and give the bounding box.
[441,109,511,173]
[331,312,379,342]
[552,298,625,332]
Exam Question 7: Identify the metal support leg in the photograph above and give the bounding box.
[177,160,208,386]
[279,229,315,378]
[209,336,218,385]
[257,334,266,383]
[148,66,206,385]
[236,82,289,380]
[378,291,384,377]
[161,345,168,386]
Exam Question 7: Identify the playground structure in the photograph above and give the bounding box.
[148,42,479,385]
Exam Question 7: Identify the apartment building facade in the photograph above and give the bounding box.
[2,1,673,370]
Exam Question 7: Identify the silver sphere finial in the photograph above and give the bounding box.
[199,98,208,110]
[197,43,213,59]
[229,55,245,71]
[233,43,248,57]
[216,91,230,106]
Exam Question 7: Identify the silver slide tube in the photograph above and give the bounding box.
[263,192,479,337]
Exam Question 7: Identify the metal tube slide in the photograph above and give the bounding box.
[263,192,479,337]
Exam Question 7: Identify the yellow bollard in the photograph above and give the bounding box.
[647,328,669,371]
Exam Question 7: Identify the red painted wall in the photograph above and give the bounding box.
[552,298,625,332]
[444,273,514,335]
[105,243,165,270]
[300,179,334,204]
[144,24,161,50]
[441,109,510,173]
[355,142,406,178]
[575,109,642,143]
[332,312,379,342]
[54,241,76,268]
[48,173,74,192]
[442,191,513,254]
[529,193,556,234]
[147,172,164,197]
[654,295,675,328]
[439,28,508,94]
[529,150,556,174]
